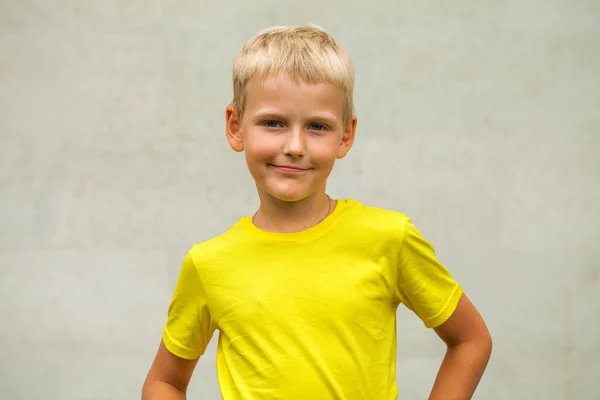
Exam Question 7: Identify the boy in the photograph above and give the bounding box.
[142,25,492,400]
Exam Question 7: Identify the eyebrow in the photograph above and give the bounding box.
[252,110,284,120]
[252,110,338,123]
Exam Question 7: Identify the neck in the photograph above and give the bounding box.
[252,188,334,233]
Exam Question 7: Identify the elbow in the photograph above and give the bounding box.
[472,319,493,360]
[485,331,493,357]
[450,328,493,362]
[476,329,493,363]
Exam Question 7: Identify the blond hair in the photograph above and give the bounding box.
[231,25,355,124]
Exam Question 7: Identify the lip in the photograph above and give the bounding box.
[270,164,310,173]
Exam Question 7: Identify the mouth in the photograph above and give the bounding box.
[269,164,310,173]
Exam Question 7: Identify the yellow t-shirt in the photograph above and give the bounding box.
[162,198,462,400]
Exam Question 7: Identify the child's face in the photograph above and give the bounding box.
[226,74,356,202]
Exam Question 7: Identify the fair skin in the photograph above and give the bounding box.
[142,74,492,399]
[226,74,357,233]
[430,295,492,399]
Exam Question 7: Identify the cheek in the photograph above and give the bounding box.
[310,138,340,165]
[243,132,278,161]
[248,144,277,163]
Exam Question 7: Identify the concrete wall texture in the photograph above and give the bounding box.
[1,1,598,399]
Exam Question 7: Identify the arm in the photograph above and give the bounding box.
[429,294,492,400]
[142,340,199,400]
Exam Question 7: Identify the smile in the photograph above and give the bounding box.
[269,164,310,173]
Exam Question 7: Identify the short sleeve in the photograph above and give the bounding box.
[395,216,463,328]
[162,249,217,360]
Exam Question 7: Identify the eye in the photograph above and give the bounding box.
[263,120,283,128]
[308,123,327,131]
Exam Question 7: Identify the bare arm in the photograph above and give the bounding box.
[429,294,492,400]
[142,340,199,400]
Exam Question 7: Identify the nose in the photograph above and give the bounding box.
[281,128,306,157]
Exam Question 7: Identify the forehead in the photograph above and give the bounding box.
[244,74,344,118]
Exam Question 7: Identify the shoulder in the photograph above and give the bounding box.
[338,198,411,242]
[340,198,410,229]
[185,218,252,268]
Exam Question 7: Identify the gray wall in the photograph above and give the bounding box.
[1,1,598,399]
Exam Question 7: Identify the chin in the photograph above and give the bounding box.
[261,185,316,203]
[270,191,310,203]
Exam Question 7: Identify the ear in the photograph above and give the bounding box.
[225,104,244,152]
[336,115,357,159]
